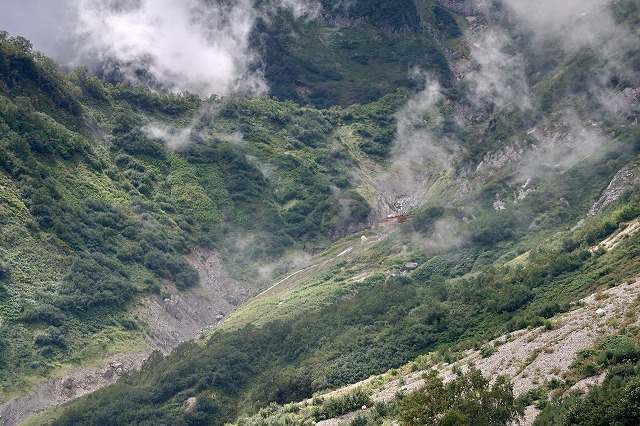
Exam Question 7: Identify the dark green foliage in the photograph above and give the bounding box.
[399,369,523,426]
[433,6,462,39]
[0,33,82,120]
[54,254,135,312]
[2,4,640,424]
[143,249,200,289]
[539,52,599,112]
[312,388,372,421]
[110,82,200,115]
[174,268,200,291]
[599,335,640,365]
[43,175,640,423]
[411,205,447,233]
[287,109,333,147]
[252,5,451,107]
[534,364,640,426]
[346,401,399,426]
[323,0,422,34]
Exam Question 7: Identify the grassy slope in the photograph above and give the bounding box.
[0,35,398,399]
[0,3,460,396]
[4,1,640,425]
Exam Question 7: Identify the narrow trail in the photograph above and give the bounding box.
[255,247,355,298]
[253,233,386,301]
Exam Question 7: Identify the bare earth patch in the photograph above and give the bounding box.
[0,351,150,426]
[139,246,256,353]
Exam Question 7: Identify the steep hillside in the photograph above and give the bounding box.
[0,30,385,405]
[224,277,640,426]
[1,0,640,425]
[253,0,455,107]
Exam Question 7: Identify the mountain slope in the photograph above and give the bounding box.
[1,1,640,425]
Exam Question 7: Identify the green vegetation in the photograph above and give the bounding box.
[399,369,523,426]
[534,341,640,426]
[38,194,640,424]
[255,0,454,107]
[0,32,383,395]
[3,1,640,425]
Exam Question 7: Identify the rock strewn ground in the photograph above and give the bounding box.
[0,351,150,426]
[315,279,640,426]
[139,246,255,353]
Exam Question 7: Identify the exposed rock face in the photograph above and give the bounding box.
[0,353,149,426]
[493,193,507,211]
[368,169,433,226]
[589,160,640,216]
[138,246,256,353]
[183,397,197,411]
[404,262,419,270]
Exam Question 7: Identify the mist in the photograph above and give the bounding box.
[0,0,320,97]
[73,0,267,96]
[463,0,639,187]
[516,114,608,181]
[467,28,531,110]
[390,78,448,170]
[498,0,619,52]
[370,75,459,218]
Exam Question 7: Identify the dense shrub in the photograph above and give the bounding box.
[399,369,523,426]
[312,388,372,421]
[535,365,640,426]
[55,254,135,313]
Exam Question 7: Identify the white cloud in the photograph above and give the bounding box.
[391,78,449,169]
[142,122,193,151]
[467,28,531,110]
[71,0,264,96]
[498,0,619,52]
[1,0,321,97]
[516,114,607,181]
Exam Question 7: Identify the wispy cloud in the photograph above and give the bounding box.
[467,28,531,110]
[498,0,619,52]
[516,113,608,181]
[390,77,450,170]
[1,0,321,97]
[72,0,265,96]
[371,75,458,217]
[142,103,218,151]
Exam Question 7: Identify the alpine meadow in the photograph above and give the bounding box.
[0,1,640,425]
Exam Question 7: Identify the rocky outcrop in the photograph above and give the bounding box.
[589,159,640,216]
[139,246,255,353]
[0,353,149,426]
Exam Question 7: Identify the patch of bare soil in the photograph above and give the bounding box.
[138,246,256,353]
[0,246,254,426]
[588,158,640,216]
[0,351,150,426]
[591,219,640,253]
